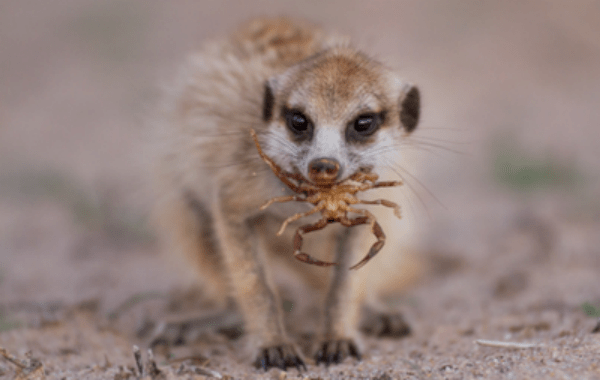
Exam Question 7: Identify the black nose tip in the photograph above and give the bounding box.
[308,158,341,184]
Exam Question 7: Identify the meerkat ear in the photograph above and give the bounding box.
[398,84,420,133]
[262,80,276,122]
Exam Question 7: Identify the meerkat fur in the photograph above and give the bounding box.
[151,17,423,370]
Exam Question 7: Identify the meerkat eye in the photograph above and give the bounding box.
[290,113,308,131]
[354,114,377,133]
[347,112,383,141]
[284,108,313,139]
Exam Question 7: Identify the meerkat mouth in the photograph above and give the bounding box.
[291,165,375,187]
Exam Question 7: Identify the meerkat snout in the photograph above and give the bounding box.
[308,157,341,185]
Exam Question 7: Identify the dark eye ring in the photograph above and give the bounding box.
[284,109,312,137]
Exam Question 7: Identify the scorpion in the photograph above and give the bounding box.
[250,129,403,270]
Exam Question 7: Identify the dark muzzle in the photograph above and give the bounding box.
[308,158,341,185]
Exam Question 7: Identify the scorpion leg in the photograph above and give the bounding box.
[293,217,337,267]
[359,199,402,219]
[372,180,403,188]
[345,209,386,270]
[260,195,304,211]
[250,129,305,193]
[339,215,368,227]
[348,171,379,183]
[276,205,322,236]
[356,180,402,192]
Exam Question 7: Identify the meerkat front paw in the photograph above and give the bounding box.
[254,343,307,371]
[314,338,361,366]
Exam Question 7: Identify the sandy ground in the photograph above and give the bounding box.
[1,1,600,379]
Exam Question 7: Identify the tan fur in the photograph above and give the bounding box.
[151,17,423,368]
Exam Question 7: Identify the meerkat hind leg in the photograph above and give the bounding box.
[149,307,243,348]
[148,193,241,348]
[359,304,411,338]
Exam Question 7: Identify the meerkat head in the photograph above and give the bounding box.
[261,47,419,184]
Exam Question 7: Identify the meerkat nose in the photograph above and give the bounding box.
[309,157,341,185]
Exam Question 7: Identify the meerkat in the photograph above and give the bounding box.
[151,18,422,370]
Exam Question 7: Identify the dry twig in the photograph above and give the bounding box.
[475,339,541,349]
[0,347,45,380]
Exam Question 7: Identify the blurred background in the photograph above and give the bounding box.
[1,1,599,376]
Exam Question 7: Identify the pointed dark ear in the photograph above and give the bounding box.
[262,81,275,122]
[399,84,420,133]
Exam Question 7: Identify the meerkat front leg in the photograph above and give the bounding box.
[214,190,305,371]
[315,225,364,365]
